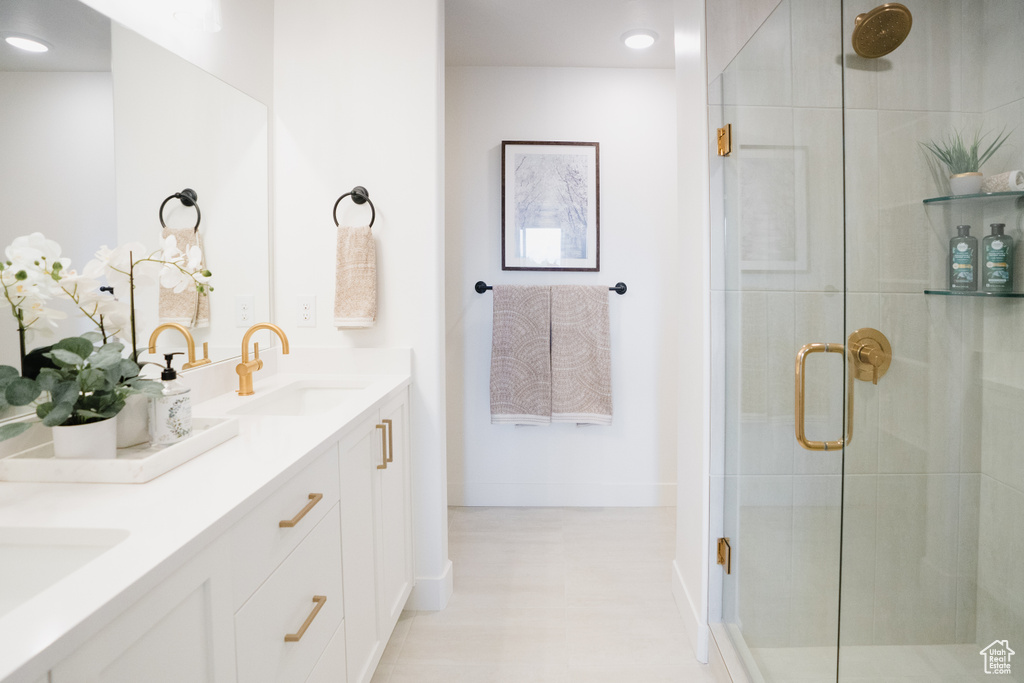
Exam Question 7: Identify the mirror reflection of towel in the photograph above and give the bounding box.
[158,228,210,329]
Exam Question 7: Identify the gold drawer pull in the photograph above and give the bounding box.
[382,418,394,462]
[284,595,326,642]
[279,493,323,528]
[376,424,387,469]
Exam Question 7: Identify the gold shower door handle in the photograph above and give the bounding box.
[794,342,855,451]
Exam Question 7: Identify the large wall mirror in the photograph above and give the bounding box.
[0,0,271,420]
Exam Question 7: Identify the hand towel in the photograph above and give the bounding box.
[334,225,377,328]
[489,285,551,425]
[981,170,1024,193]
[550,285,612,426]
[158,228,210,329]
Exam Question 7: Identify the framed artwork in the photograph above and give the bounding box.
[737,144,808,272]
[501,141,600,271]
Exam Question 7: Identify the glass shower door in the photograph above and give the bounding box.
[710,1,848,680]
[711,1,1024,682]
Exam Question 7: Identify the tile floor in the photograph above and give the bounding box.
[370,506,718,683]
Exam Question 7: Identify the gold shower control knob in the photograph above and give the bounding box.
[847,328,892,384]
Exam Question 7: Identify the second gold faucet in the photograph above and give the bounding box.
[236,323,290,396]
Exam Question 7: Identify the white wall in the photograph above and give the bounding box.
[0,71,116,370]
[78,0,273,104]
[673,0,713,664]
[274,0,450,610]
[445,66,679,507]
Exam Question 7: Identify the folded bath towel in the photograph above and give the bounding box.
[490,285,552,425]
[550,285,612,426]
[158,228,210,329]
[334,225,377,328]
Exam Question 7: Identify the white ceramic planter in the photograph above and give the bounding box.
[52,418,117,459]
[949,172,983,195]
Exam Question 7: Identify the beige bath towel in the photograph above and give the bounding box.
[550,285,612,425]
[334,225,377,328]
[158,228,210,329]
[490,285,551,425]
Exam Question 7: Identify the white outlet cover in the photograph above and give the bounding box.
[297,295,316,327]
[235,295,255,327]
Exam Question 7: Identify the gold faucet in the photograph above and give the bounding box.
[237,322,290,396]
[148,322,211,370]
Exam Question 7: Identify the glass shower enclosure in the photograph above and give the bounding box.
[709,1,1024,681]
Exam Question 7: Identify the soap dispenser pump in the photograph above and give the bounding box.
[149,352,192,447]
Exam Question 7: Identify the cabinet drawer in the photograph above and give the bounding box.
[230,448,339,609]
[235,505,344,683]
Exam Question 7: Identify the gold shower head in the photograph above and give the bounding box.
[852,3,912,58]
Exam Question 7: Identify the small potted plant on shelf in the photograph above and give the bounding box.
[921,127,1012,196]
[0,232,211,457]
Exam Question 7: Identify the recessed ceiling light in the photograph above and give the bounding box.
[622,29,658,50]
[622,29,657,49]
[4,34,51,53]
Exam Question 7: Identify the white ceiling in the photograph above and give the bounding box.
[0,0,110,72]
[445,0,675,69]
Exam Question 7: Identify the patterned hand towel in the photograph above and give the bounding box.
[334,225,377,328]
[550,285,612,426]
[158,228,210,328]
[490,285,552,425]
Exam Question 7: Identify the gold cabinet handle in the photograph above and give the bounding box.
[284,595,326,642]
[279,493,323,528]
[795,342,853,451]
[382,418,394,462]
[376,424,387,469]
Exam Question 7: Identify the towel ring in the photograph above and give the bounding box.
[159,188,201,232]
[333,186,376,228]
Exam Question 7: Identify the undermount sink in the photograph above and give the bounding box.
[228,379,372,417]
[0,527,128,618]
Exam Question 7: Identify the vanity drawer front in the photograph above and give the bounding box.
[230,447,340,609]
[235,504,344,683]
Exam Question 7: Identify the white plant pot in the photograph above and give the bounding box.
[52,418,118,459]
[949,172,983,195]
[116,394,150,448]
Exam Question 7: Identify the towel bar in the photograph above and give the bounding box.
[333,186,376,227]
[158,188,201,232]
[474,281,626,295]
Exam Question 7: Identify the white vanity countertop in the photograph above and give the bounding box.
[0,348,411,683]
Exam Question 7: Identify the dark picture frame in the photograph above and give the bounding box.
[501,141,600,271]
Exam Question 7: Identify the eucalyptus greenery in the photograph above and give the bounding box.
[0,335,162,442]
[921,127,1012,175]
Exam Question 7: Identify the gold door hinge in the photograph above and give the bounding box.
[717,124,732,156]
[716,537,732,574]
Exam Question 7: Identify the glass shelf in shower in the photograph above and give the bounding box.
[922,190,1024,205]
[924,289,1024,298]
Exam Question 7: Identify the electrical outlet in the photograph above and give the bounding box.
[297,295,316,327]
[235,295,255,327]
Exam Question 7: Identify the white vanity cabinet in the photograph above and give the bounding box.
[339,391,413,683]
[50,543,237,683]
[31,380,413,683]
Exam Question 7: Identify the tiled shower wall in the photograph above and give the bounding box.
[712,0,1024,657]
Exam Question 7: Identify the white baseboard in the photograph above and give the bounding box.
[448,482,677,507]
[406,559,453,611]
[672,559,709,664]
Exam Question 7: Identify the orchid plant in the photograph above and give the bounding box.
[0,232,212,440]
[0,233,212,370]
